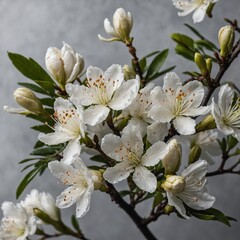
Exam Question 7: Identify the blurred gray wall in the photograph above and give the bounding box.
[0,0,239,239]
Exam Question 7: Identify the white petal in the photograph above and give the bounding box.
[163,72,182,93]
[192,4,208,23]
[167,192,189,219]
[132,166,157,193]
[56,186,85,209]
[148,105,174,123]
[128,118,148,137]
[103,18,118,37]
[182,160,208,180]
[184,106,210,116]
[86,66,104,86]
[75,187,93,218]
[83,105,110,126]
[54,97,73,112]
[98,34,120,42]
[61,138,81,165]
[173,116,196,135]
[147,122,168,144]
[101,134,128,162]
[141,141,167,166]
[38,132,72,145]
[103,161,135,184]
[3,106,30,114]
[62,51,75,79]
[108,78,140,110]
[218,84,234,115]
[122,124,144,158]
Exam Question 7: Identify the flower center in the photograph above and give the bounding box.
[223,98,240,127]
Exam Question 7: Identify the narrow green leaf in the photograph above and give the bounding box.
[171,33,194,49]
[175,44,195,61]
[184,24,205,40]
[119,190,131,197]
[143,51,160,59]
[227,135,238,151]
[71,215,82,234]
[146,49,169,79]
[30,147,59,156]
[90,155,107,164]
[195,40,217,52]
[147,66,176,81]
[139,58,147,73]
[18,82,49,95]
[16,168,41,198]
[152,192,164,208]
[19,158,42,164]
[31,125,53,133]
[40,98,54,107]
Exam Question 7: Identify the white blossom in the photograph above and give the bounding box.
[0,202,36,240]
[102,124,167,193]
[162,160,215,218]
[172,0,218,23]
[123,83,168,144]
[98,8,133,42]
[212,84,240,141]
[38,97,85,165]
[48,159,94,218]
[20,189,59,223]
[66,64,139,126]
[148,72,209,135]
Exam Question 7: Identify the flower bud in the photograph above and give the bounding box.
[123,65,136,80]
[162,139,181,175]
[218,25,235,58]
[90,170,103,190]
[45,42,84,88]
[194,53,208,75]
[188,146,201,165]
[162,175,186,194]
[196,115,216,132]
[14,88,44,114]
[206,58,212,73]
[164,204,174,214]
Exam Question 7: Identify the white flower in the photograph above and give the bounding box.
[183,130,221,164]
[66,64,140,126]
[98,8,133,42]
[38,97,85,165]
[0,202,36,240]
[172,0,218,23]
[162,160,215,218]
[212,84,240,141]
[102,124,167,193]
[148,72,209,135]
[48,160,94,218]
[123,83,168,144]
[46,42,84,88]
[21,189,59,223]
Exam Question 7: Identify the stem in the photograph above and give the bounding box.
[106,183,157,240]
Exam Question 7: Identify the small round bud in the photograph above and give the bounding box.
[45,42,84,89]
[194,53,208,75]
[123,65,136,80]
[14,88,44,114]
[189,146,201,165]
[218,25,235,58]
[162,175,186,194]
[162,139,181,175]
[164,204,174,214]
[90,170,103,190]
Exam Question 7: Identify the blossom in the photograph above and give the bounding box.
[148,72,209,135]
[172,0,218,23]
[162,160,215,218]
[102,124,167,193]
[38,97,85,165]
[66,64,139,126]
[46,42,84,88]
[48,160,94,218]
[212,84,240,140]
[123,83,168,144]
[0,202,36,240]
[98,8,133,42]
[20,189,59,223]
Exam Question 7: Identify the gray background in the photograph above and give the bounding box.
[0,0,239,239]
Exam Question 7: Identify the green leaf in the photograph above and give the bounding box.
[119,190,131,197]
[171,33,194,49]
[227,135,238,151]
[18,82,50,95]
[139,58,147,73]
[90,155,107,164]
[16,168,41,198]
[30,146,61,156]
[195,40,217,52]
[142,51,160,59]
[146,49,169,79]
[184,24,205,40]
[152,192,164,208]
[19,158,42,164]
[147,66,176,81]
[8,52,55,94]
[175,44,195,61]
[31,125,53,133]
[40,98,54,107]
[71,215,82,234]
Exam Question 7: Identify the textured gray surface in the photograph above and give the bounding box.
[0,0,240,239]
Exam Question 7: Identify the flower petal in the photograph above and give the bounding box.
[182,160,208,180]
[183,106,210,117]
[61,138,81,165]
[147,122,168,144]
[86,66,104,86]
[83,105,110,126]
[218,84,234,116]
[38,132,72,145]
[133,166,157,193]
[163,72,182,93]
[103,161,135,184]
[148,105,174,123]
[103,18,118,37]
[141,141,167,167]
[173,116,196,135]
[108,78,140,110]
[192,4,208,23]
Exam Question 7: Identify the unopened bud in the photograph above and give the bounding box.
[196,115,216,132]
[162,139,181,175]
[14,88,44,114]
[123,65,136,80]
[206,58,212,73]
[194,53,208,75]
[90,170,103,190]
[162,175,186,194]
[189,146,201,165]
[164,204,174,214]
[218,25,235,58]
[45,42,84,88]
[33,208,53,224]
